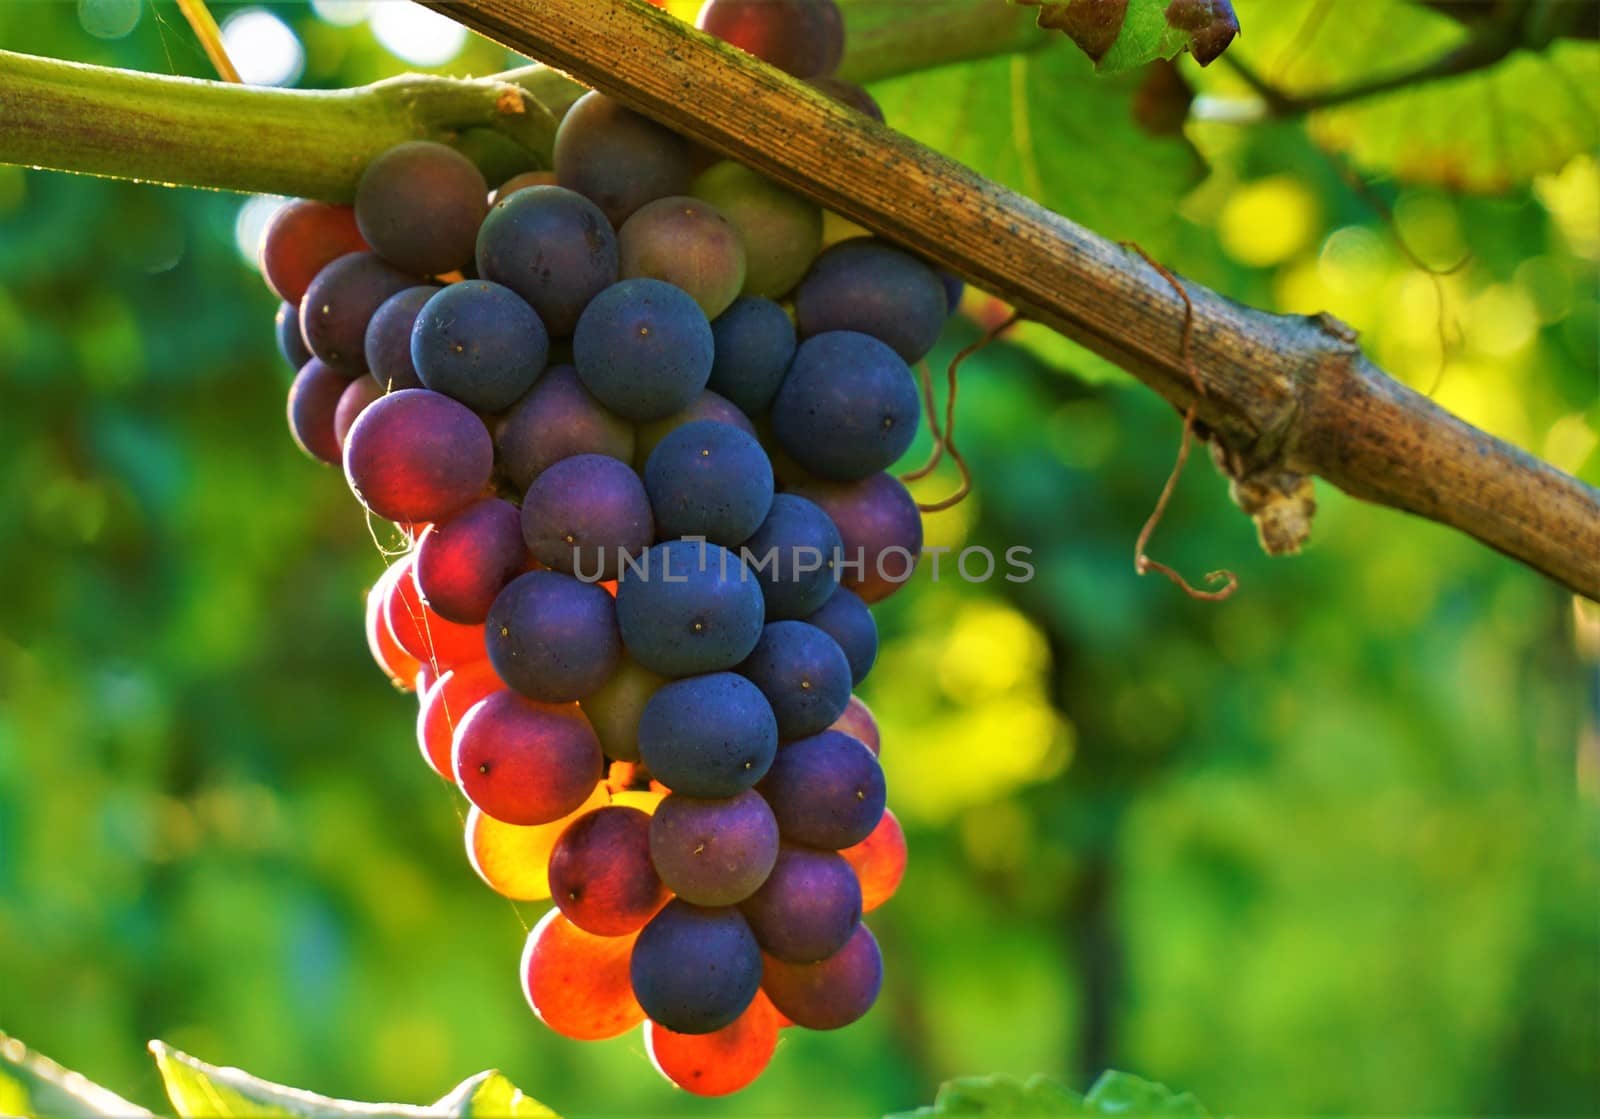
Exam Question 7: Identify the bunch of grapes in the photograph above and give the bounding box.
[267,0,946,1096]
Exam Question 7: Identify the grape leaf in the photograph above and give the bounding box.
[1012,0,1240,72]
[1082,1071,1213,1116]
[870,38,1206,254]
[0,1033,162,1119]
[1196,0,1600,191]
[889,1071,1213,1117]
[150,1043,560,1119]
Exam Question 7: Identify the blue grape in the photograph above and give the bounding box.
[804,586,878,686]
[649,789,779,906]
[644,420,774,547]
[630,900,762,1035]
[638,672,778,798]
[771,331,920,481]
[520,453,652,581]
[476,185,618,337]
[411,281,549,413]
[574,279,713,422]
[737,621,851,740]
[364,285,438,391]
[740,843,861,963]
[794,238,946,363]
[939,271,964,314]
[276,301,311,370]
[615,540,766,677]
[485,570,621,702]
[741,493,842,619]
[633,390,757,471]
[708,296,796,416]
[758,729,884,849]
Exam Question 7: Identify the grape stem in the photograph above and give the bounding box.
[0,1,1595,598]
[422,0,1599,600]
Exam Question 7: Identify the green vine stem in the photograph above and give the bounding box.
[0,51,568,200]
[0,1,1035,202]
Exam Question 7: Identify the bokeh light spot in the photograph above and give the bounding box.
[1219,175,1319,268]
[78,0,140,39]
[234,195,288,272]
[370,3,469,67]
[221,9,307,87]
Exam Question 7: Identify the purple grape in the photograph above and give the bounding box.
[649,789,779,906]
[343,388,493,523]
[363,285,437,392]
[619,195,747,319]
[634,390,758,470]
[696,0,845,79]
[740,843,861,963]
[760,923,882,1030]
[415,497,529,624]
[300,251,417,375]
[276,301,311,370]
[808,76,884,122]
[494,365,635,491]
[548,806,668,936]
[574,278,714,422]
[355,141,487,276]
[520,453,653,581]
[287,357,355,466]
[758,729,884,849]
[789,473,923,605]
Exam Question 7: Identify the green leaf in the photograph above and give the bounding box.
[438,1071,562,1119]
[1197,0,1600,191]
[1013,0,1239,73]
[889,1072,1214,1118]
[871,39,1206,254]
[150,1043,560,1119]
[888,1073,1085,1117]
[1082,1071,1213,1116]
[0,1032,162,1119]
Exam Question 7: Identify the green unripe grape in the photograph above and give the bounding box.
[690,162,823,299]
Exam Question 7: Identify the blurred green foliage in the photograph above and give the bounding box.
[0,2,1597,1118]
